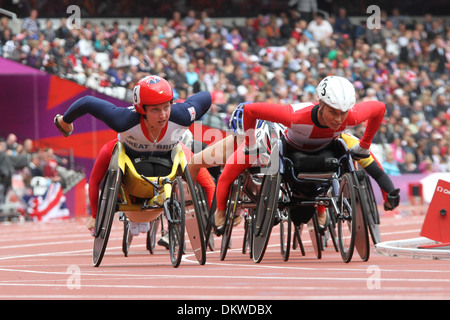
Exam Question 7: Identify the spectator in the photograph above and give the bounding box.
[0,138,13,196]
[77,29,94,58]
[390,136,406,164]
[265,15,282,46]
[333,7,353,37]
[399,153,421,173]
[42,19,56,43]
[226,27,242,50]
[5,133,19,156]
[27,153,44,178]
[289,0,317,22]
[382,150,402,176]
[419,156,439,173]
[307,12,333,45]
[22,9,40,38]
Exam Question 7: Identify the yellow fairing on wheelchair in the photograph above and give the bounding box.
[115,141,188,223]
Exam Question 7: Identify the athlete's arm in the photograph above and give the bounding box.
[62,95,139,132]
[349,101,385,149]
[242,102,292,146]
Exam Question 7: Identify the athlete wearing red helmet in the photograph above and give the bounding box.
[133,75,174,115]
[54,75,215,235]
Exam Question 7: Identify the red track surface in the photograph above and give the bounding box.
[0,207,449,301]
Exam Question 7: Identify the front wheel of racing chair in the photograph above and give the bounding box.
[279,206,292,261]
[146,216,162,254]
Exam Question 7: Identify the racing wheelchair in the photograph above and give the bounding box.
[251,136,371,264]
[92,141,206,268]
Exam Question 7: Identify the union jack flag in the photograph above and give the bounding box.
[188,107,196,121]
[25,178,70,221]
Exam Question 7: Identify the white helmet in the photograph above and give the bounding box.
[316,76,356,112]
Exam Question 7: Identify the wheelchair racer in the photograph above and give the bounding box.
[234,75,399,227]
[54,75,216,234]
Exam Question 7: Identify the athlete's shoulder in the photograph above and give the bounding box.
[170,91,211,125]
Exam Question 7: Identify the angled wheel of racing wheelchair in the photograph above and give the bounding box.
[251,130,282,264]
[355,170,381,245]
[336,172,356,263]
[336,172,370,263]
[179,164,207,266]
[93,149,122,267]
[196,183,215,251]
[352,172,370,261]
[252,169,281,263]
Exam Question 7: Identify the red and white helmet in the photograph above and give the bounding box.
[132,75,173,114]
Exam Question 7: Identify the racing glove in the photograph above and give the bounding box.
[350,143,370,161]
[384,188,400,211]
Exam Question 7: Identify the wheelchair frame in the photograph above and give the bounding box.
[252,137,371,263]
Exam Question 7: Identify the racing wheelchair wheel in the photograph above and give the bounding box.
[196,183,215,251]
[93,167,122,267]
[182,168,206,265]
[252,170,281,263]
[336,172,361,263]
[352,172,370,262]
[358,171,381,245]
[167,176,185,268]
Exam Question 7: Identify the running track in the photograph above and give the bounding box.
[0,208,449,301]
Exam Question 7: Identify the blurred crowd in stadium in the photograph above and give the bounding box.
[0,2,449,205]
